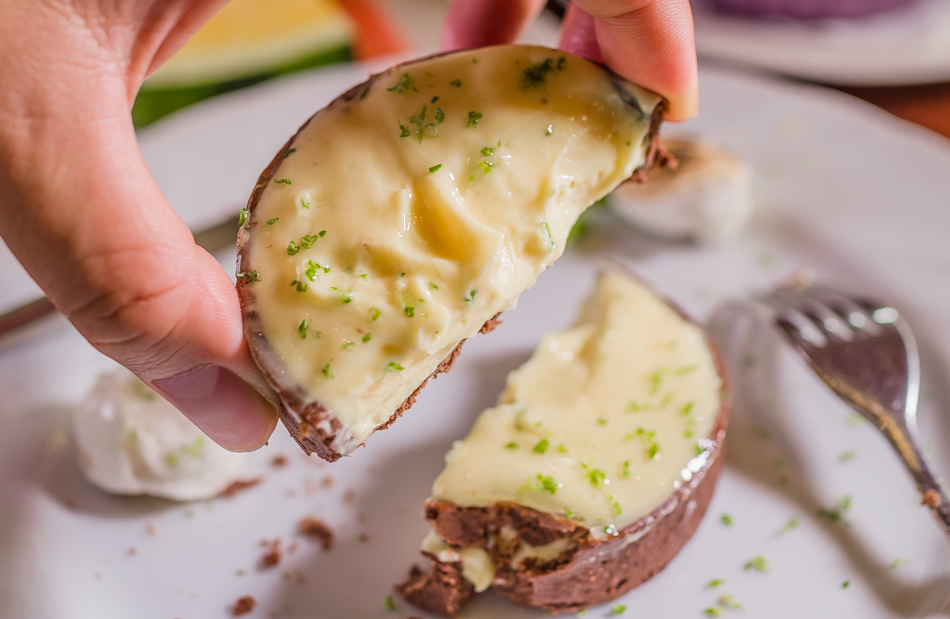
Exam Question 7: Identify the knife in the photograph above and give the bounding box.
[0,213,240,342]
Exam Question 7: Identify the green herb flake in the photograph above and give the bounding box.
[718,594,743,610]
[681,401,695,415]
[842,580,851,589]
[435,107,445,124]
[743,555,769,572]
[782,516,799,532]
[586,468,606,488]
[300,234,320,249]
[449,78,462,87]
[304,260,330,281]
[520,56,566,89]
[274,178,292,185]
[721,513,734,526]
[282,147,296,158]
[290,279,308,292]
[466,111,483,127]
[404,306,415,317]
[704,608,723,617]
[362,333,372,343]
[238,207,249,226]
[359,84,371,99]
[386,73,416,94]
[545,124,553,136]
[298,319,309,339]
[369,307,381,321]
[621,460,631,478]
[236,569,245,576]
[505,442,519,450]
[322,363,333,378]
[464,290,477,304]
[611,604,627,615]
[428,164,442,173]
[237,270,260,282]
[541,220,556,249]
[266,217,279,227]
[889,558,909,569]
[383,594,396,611]
[386,361,404,372]
[708,578,725,588]
[399,123,411,138]
[838,450,858,463]
[533,439,549,454]
[536,474,559,494]
[287,241,300,255]
[429,282,439,290]
[165,453,179,468]
[817,495,852,525]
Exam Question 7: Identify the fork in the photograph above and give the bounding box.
[755,281,950,536]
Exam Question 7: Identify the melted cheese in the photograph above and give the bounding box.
[243,46,661,452]
[431,271,721,535]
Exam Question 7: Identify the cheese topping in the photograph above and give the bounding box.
[242,46,661,452]
[431,271,721,535]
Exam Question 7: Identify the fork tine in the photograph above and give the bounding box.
[780,287,857,342]
[805,284,883,336]
[760,290,829,348]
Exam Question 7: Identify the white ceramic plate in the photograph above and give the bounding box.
[1,61,949,619]
[693,0,950,85]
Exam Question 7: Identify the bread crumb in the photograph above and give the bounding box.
[299,517,334,550]
[271,454,289,468]
[233,595,256,616]
[221,478,262,498]
[260,539,281,568]
[923,489,940,508]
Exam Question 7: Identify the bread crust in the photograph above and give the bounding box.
[236,51,668,461]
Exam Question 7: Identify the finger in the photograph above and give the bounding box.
[442,0,548,50]
[0,62,276,453]
[564,0,698,121]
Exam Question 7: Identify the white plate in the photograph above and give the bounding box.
[693,0,950,85]
[1,61,949,618]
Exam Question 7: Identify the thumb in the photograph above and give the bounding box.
[0,83,276,453]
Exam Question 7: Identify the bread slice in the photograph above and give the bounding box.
[399,271,730,615]
[236,46,668,461]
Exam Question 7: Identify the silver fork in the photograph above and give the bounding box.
[756,280,950,536]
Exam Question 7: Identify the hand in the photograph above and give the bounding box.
[0,0,277,451]
[442,0,698,122]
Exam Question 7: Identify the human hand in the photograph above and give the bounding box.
[0,0,277,451]
[442,0,698,121]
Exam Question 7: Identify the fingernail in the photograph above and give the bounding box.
[153,365,277,452]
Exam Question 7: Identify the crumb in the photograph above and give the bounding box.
[321,476,334,489]
[145,523,156,536]
[286,540,299,555]
[342,489,356,505]
[271,454,289,468]
[299,517,334,550]
[233,595,256,616]
[260,539,281,568]
[923,489,940,508]
[220,478,262,498]
[127,547,137,556]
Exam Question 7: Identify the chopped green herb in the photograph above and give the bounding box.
[782,516,799,532]
[322,363,333,378]
[541,220,556,249]
[704,607,723,616]
[621,460,631,478]
[545,124,553,136]
[586,468,606,488]
[435,107,444,124]
[266,217,279,226]
[557,443,568,454]
[282,147,296,158]
[300,234,321,249]
[429,282,439,290]
[681,401,695,414]
[386,362,404,372]
[536,474,559,494]
[399,123,410,138]
[449,78,462,87]
[383,594,396,611]
[358,272,369,279]
[477,159,493,175]
[298,319,309,339]
[274,178,291,185]
[596,419,608,426]
[165,453,179,468]
[305,260,329,281]
[362,333,372,343]
[889,558,909,568]
[290,279,308,292]
[238,207,248,226]
[236,569,245,576]
[505,442,518,450]
[721,513,734,526]
[428,164,442,173]
[464,290,477,304]
[287,241,300,255]
[369,307,381,321]
[533,439,549,454]
[430,95,439,103]
[610,497,622,516]
[841,580,850,589]
[404,306,415,317]
[520,56,566,89]
[838,450,858,463]
[743,556,769,572]
[237,270,260,282]
[466,111,483,127]
[718,594,743,610]
[708,579,725,588]
[359,84,371,99]
[611,604,627,615]
[817,495,852,525]
[386,73,416,94]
